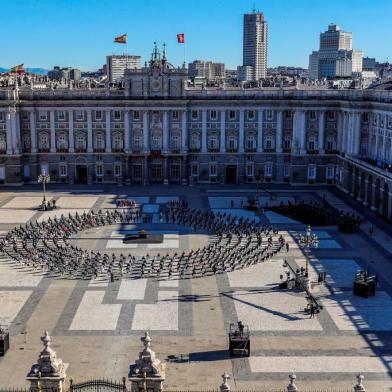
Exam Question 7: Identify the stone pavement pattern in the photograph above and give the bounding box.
[0,187,392,391]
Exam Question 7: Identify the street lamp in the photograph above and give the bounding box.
[38,172,50,206]
[298,224,319,277]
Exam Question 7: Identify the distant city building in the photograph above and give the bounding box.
[188,60,225,79]
[47,66,81,81]
[363,57,376,71]
[309,24,363,79]
[237,65,256,82]
[106,55,141,83]
[241,10,268,81]
[268,66,308,77]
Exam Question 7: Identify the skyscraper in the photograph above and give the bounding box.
[106,55,141,83]
[241,10,268,81]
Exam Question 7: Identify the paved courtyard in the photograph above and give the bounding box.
[0,185,392,390]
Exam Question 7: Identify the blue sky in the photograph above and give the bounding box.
[1,0,391,70]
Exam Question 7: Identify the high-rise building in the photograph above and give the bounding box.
[242,11,268,81]
[188,60,225,79]
[106,55,141,83]
[309,24,363,79]
[48,66,81,81]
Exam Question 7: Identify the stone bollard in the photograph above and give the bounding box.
[220,372,231,392]
[354,373,365,392]
[287,373,298,392]
[128,331,166,392]
[26,331,68,392]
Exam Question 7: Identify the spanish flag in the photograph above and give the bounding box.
[177,33,185,44]
[114,33,127,44]
[10,64,24,73]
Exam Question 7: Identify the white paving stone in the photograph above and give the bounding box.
[117,279,147,300]
[1,196,52,209]
[159,279,179,287]
[131,290,178,331]
[324,291,392,331]
[0,262,42,287]
[69,291,122,330]
[37,209,90,223]
[56,196,98,209]
[0,291,32,325]
[228,261,286,288]
[249,355,389,373]
[0,209,37,224]
[232,290,322,331]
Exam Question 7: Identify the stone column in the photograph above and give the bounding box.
[181,111,187,152]
[257,110,264,153]
[124,110,130,152]
[336,111,343,152]
[220,110,226,153]
[294,110,306,155]
[129,332,165,392]
[105,110,111,153]
[239,109,244,153]
[363,179,369,206]
[87,110,93,153]
[352,112,361,156]
[276,110,283,153]
[318,110,325,154]
[14,110,21,154]
[163,111,169,152]
[26,331,68,392]
[201,109,207,153]
[30,110,37,153]
[388,191,392,221]
[300,110,306,155]
[143,111,149,152]
[68,110,74,153]
[50,110,56,153]
[143,156,148,183]
[5,111,12,154]
[371,183,377,211]
[374,134,379,161]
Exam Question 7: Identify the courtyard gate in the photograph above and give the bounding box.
[70,378,127,392]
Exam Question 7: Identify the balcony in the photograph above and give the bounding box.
[38,148,50,153]
[307,150,319,155]
[171,149,180,154]
[264,148,275,153]
[150,149,161,158]
[245,148,256,153]
[208,148,220,153]
[112,148,124,153]
[75,148,87,153]
[22,148,31,153]
[189,148,201,153]
[227,148,238,153]
[57,148,68,153]
[283,148,292,153]
[94,148,105,153]
[325,149,339,155]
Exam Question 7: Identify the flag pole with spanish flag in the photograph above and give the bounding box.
[177,33,185,66]
[114,33,128,56]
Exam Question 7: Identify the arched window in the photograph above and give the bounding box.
[113,133,123,150]
[39,133,49,149]
[0,133,6,151]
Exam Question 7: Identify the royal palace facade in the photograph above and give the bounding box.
[1,47,392,218]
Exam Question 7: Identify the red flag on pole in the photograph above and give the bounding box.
[114,33,127,44]
[177,33,185,44]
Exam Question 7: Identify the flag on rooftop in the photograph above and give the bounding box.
[177,33,185,44]
[10,64,24,73]
[114,33,127,44]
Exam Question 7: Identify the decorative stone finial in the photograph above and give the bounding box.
[287,373,298,392]
[220,372,231,392]
[354,373,365,392]
[27,331,67,391]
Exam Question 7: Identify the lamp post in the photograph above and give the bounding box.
[38,172,50,206]
[298,224,319,277]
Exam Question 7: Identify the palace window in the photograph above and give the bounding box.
[57,133,68,149]
[95,111,102,121]
[114,162,122,177]
[170,163,180,180]
[191,163,199,176]
[113,133,123,150]
[308,136,317,151]
[327,111,335,120]
[266,110,273,120]
[39,111,47,121]
[326,166,335,180]
[114,110,121,120]
[59,162,67,177]
[248,110,255,120]
[75,134,86,150]
[308,165,316,179]
[285,111,292,119]
[95,133,105,150]
[362,113,369,123]
[326,136,335,151]
[172,110,179,120]
[209,163,217,177]
[210,110,217,120]
[229,110,236,120]
[152,134,162,149]
[246,163,254,177]
[208,135,218,150]
[96,163,103,177]
[133,164,142,179]
[246,135,256,150]
[284,136,291,150]
[190,133,200,150]
[309,111,316,120]
[22,134,30,151]
[57,111,65,121]
[228,135,237,150]
[265,136,274,150]
[360,144,368,156]
[191,110,199,120]
[264,163,272,177]
[75,110,84,121]
[0,112,4,122]
[133,135,143,150]
[283,165,290,177]
[0,134,6,151]
[171,134,180,150]
[39,133,49,149]
[133,111,140,120]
